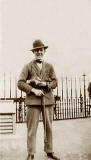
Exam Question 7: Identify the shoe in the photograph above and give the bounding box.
[27,154,34,160]
[47,152,60,160]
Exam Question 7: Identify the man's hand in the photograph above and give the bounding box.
[34,79,41,85]
[33,77,46,87]
[31,88,44,96]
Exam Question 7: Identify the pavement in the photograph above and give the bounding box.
[0,118,91,160]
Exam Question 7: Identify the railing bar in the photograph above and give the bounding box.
[10,74,11,98]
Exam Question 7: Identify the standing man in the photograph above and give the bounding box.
[88,82,91,99]
[88,82,91,115]
[17,39,60,160]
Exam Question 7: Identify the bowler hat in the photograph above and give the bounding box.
[30,39,48,51]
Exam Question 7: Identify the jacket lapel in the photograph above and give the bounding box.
[32,60,47,80]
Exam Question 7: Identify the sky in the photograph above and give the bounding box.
[0,0,91,81]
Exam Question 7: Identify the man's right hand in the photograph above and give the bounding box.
[31,88,44,96]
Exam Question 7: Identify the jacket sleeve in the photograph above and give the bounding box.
[46,64,58,90]
[17,64,32,94]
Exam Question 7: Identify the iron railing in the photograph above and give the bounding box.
[0,73,91,122]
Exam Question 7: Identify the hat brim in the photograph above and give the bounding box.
[30,46,48,51]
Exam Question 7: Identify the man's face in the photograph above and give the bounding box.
[33,48,45,61]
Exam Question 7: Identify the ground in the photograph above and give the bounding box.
[0,118,91,160]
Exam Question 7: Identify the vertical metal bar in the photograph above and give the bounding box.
[79,78,82,98]
[71,99,73,118]
[73,99,76,118]
[63,98,64,119]
[66,77,68,118]
[24,102,27,122]
[59,102,60,119]
[89,95,91,116]
[71,78,73,118]
[54,99,57,120]
[75,77,77,100]
[10,74,11,98]
[15,77,17,122]
[83,74,86,117]
[57,83,58,97]
[58,102,59,119]
[16,102,18,123]
[15,77,17,99]
[66,76,68,101]
[78,98,80,117]
[71,78,72,103]
[62,77,63,102]
[75,77,77,118]
[3,72,5,98]
[0,73,1,98]
[60,99,62,119]
[59,102,60,120]
[64,99,66,119]
[60,100,61,119]
[86,98,89,117]
[79,78,82,113]
[69,99,71,118]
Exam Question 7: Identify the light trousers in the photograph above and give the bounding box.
[26,105,53,155]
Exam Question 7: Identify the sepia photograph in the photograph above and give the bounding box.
[0,0,91,160]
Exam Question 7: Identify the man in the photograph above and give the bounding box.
[17,39,60,160]
[88,82,91,99]
[87,82,91,115]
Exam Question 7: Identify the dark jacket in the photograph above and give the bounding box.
[17,60,58,105]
